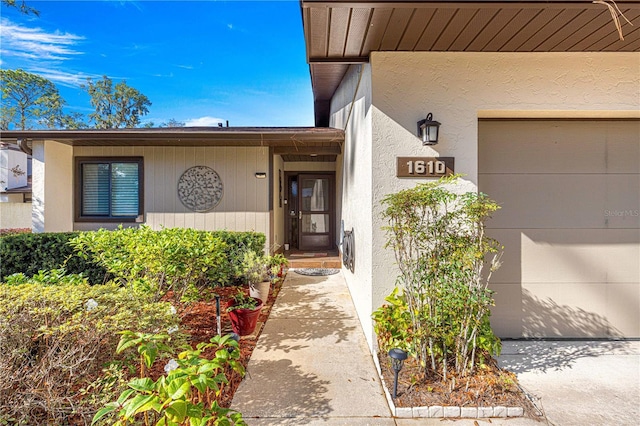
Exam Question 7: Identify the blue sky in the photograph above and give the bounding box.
[0,0,315,127]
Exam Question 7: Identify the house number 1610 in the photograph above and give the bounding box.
[406,160,446,175]
[396,157,454,178]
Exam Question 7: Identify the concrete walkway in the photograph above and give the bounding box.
[232,269,640,425]
[231,269,395,425]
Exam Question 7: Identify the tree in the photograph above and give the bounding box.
[0,69,64,130]
[83,76,151,129]
[160,118,185,127]
[1,0,39,15]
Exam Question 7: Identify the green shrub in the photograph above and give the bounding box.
[70,227,266,300]
[0,271,180,425]
[0,231,108,283]
[381,176,503,381]
[372,287,414,355]
[93,333,246,426]
[212,230,266,284]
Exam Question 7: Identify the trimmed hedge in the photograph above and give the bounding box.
[0,229,266,285]
[0,232,108,283]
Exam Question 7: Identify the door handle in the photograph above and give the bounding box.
[299,211,302,220]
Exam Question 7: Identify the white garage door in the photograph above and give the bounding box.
[478,120,640,338]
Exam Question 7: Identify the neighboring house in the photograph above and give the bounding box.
[1,0,638,346]
[0,143,31,229]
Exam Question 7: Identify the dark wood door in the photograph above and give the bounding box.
[297,173,334,251]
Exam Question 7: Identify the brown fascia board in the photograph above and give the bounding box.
[0,127,345,146]
[302,0,640,6]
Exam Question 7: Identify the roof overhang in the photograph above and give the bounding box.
[0,127,345,157]
[301,0,640,125]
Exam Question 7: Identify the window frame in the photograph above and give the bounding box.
[74,156,144,223]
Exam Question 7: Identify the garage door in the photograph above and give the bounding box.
[478,120,640,338]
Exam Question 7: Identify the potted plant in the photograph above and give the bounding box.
[242,251,271,301]
[226,290,263,336]
[268,253,289,280]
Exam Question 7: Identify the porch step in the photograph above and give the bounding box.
[284,251,342,269]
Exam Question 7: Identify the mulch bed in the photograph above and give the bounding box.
[160,276,285,408]
[377,349,541,419]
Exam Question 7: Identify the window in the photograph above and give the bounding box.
[75,157,143,221]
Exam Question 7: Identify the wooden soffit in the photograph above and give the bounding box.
[302,0,640,125]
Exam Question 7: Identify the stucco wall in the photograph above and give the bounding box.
[330,63,375,347]
[0,202,32,229]
[69,145,271,248]
[364,51,640,346]
[32,140,73,232]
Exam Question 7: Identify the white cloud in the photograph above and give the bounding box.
[0,18,84,61]
[184,116,226,127]
[30,67,98,87]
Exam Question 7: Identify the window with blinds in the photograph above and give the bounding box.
[76,157,143,221]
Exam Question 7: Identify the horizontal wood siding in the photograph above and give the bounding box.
[73,146,270,247]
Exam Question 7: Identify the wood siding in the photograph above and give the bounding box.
[73,146,270,246]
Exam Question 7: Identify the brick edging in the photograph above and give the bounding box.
[372,351,525,419]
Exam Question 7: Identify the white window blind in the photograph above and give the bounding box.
[81,161,140,218]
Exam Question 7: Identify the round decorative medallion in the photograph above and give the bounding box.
[177,166,223,212]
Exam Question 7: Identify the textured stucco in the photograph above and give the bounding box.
[31,140,73,232]
[362,51,640,345]
[330,64,376,347]
[0,202,32,229]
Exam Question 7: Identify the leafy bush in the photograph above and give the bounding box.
[0,271,180,425]
[70,226,229,300]
[0,231,108,283]
[94,333,246,426]
[212,230,266,284]
[372,287,414,355]
[381,176,502,381]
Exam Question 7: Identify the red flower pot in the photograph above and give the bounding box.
[227,298,263,336]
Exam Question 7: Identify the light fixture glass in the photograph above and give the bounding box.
[417,113,441,145]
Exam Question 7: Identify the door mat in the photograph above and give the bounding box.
[289,253,328,258]
[294,268,340,276]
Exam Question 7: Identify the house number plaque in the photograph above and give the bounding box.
[396,157,454,178]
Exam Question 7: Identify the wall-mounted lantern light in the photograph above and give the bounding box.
[388,348,408,399]
[255,172,267,179]
[417,113,440,145]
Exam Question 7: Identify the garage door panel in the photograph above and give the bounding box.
[487,229,639,284]
[479,121,605,174]
[520,230,640,284]
[605,122,640,173]
[484,229,521,283]
[522,282,610,338]
[489,283,523,338]
[481,174,639,229]
[606,283,640,336]
[478,120,640,174]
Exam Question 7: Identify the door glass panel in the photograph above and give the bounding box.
[301,213,330,233]
[301,178,329,212]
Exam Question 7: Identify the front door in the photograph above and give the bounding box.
[295,173,334,251]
